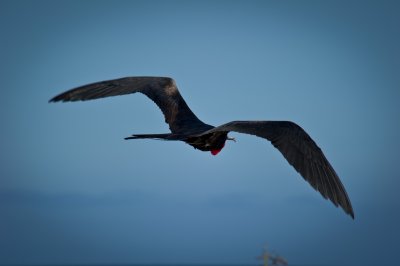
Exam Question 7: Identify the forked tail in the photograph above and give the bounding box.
[124,133,173,140]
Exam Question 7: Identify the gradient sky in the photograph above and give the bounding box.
[1,1,399,265]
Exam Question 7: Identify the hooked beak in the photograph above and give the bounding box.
[227,136,236,142]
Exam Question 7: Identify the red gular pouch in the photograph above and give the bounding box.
[210,142,225,156]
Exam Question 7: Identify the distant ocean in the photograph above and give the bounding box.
[10,264,359,266]
[0,264,355,266]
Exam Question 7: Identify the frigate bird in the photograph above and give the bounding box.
[49,76,354,218]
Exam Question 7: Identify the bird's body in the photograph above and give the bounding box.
[50,76,354,218]
[126,130,229,155]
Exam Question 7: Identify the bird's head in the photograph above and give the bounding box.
[210,135,236,155]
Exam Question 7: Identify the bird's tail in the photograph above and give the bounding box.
[124,133,173,140]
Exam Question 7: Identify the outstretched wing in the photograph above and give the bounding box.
[49,77,212,134]
[200,120,354,218]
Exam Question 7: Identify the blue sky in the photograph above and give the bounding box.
[1,0,399,265]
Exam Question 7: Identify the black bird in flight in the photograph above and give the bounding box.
[50,76,354,218]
